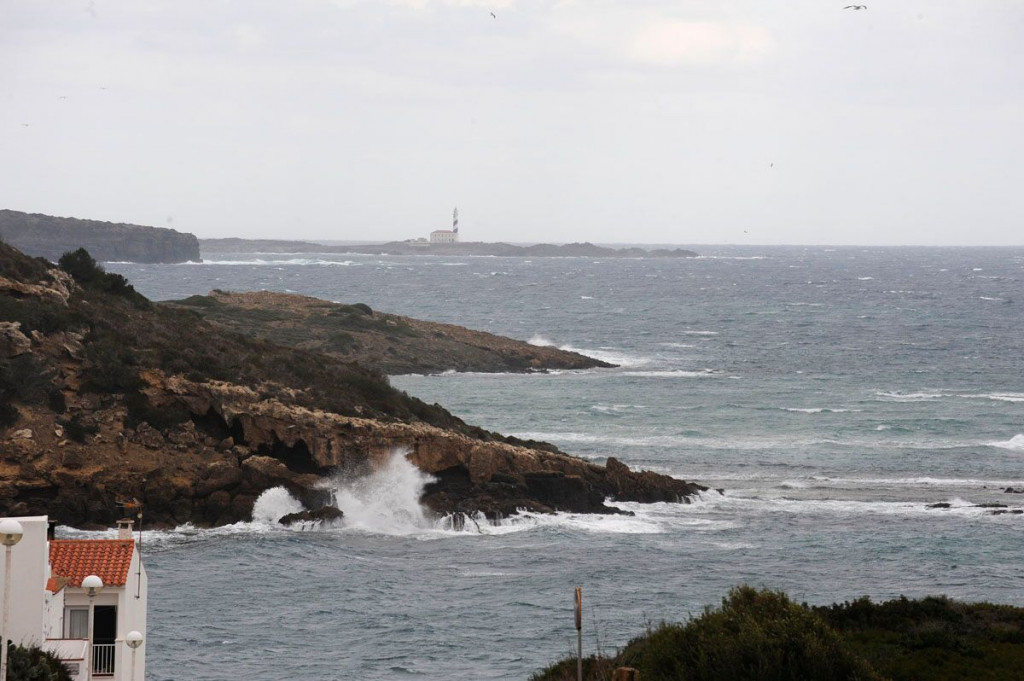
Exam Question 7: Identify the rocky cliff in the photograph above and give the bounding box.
[0,244,705,529]
[0,209,200,263]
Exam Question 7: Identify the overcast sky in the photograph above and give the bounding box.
[2,1,1022,245]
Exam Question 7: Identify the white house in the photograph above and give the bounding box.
[0,515,147,681]
[429,229,458,244]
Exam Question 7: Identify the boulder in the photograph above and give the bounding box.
[278,506,344,527]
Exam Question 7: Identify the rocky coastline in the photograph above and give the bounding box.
[0,243,706,529]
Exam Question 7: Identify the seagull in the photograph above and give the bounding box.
[490,12,496,18]
[844,4,867,9]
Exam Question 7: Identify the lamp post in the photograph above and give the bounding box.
[0,518,24,681]
[82,574,103,681]
[125,630,143,681]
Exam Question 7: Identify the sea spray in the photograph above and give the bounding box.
[250,487,305,525]
[323,449,436,535]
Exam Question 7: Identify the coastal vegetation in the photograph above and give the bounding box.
[4,643,73,681]
[531,587,1024,681]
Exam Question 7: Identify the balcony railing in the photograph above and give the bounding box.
[93,643,116,676]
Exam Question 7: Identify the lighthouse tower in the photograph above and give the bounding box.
[430,207,460,244]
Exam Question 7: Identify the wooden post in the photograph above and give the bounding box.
[575,587,582,681]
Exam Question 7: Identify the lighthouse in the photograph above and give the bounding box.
[430,207,461,244]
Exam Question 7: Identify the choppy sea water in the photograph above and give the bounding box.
[90,246,1024,680]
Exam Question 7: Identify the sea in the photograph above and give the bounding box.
[73,245,1024,680]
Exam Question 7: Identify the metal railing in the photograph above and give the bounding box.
[93,643,116,676]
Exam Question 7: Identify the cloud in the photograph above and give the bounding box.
[544,7,773,70]
[629,21,773,66]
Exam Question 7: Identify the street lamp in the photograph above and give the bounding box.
[0,518,24,681]
[82,574,103,681]
[125,630,143,681]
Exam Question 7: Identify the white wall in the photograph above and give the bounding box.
[0,515,49,647]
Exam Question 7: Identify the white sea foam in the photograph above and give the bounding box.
[527,335,652,367]
[250,487,305,525]
[783,407,858,414]
[875,391,944,402]
[189,258,359,266]
[990,435,1024,452]
[658,342,696,349]
[322,450,436,536]
[620,369,721,378]
[857,276,874,280]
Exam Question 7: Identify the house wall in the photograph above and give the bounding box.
[116,552,147,681]
[42,587,65,640]
[0,515,48,646]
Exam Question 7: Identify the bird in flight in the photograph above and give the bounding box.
[844,4,867,9]
[490,12,496,18]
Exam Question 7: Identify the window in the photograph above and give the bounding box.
[66,608,88,639]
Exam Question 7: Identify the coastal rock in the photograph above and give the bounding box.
[278,506,344,527]
[0,322,32,357]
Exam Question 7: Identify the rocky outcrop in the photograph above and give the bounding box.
[278,507,344,527]
[170,290,614,374]
[0,209,200,263]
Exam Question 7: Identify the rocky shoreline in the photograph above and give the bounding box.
[0,243,707,529]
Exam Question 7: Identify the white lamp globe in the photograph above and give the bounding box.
[125,631,144,649]
[82,574,103,595]
[0,519,23,547]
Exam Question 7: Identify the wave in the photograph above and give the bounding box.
[684,493,1021,520]
[875,391,944,402]
[782,407,859,414]
[187,258,359,266]
[620,369,722,378]
[990,435,1024,452]
[526,335,652,367]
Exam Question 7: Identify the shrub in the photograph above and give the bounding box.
[4,643,73,681]
[532,587,882,681]
[57,248,149,308]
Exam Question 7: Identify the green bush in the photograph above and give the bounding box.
[57,248,149,308]
[532,587,882,681]
[4,642,73,681]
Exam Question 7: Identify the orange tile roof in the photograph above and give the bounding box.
[45,576,67,594]
[49,540,135,588]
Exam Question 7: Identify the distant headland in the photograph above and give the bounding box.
[201,238,699,259]
[0,209,200,264]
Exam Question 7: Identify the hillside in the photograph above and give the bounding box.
[0,242,703,529]
[169,290,613,374]
[0,209,200,263]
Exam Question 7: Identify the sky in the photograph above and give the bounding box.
[1,0,1022,245]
